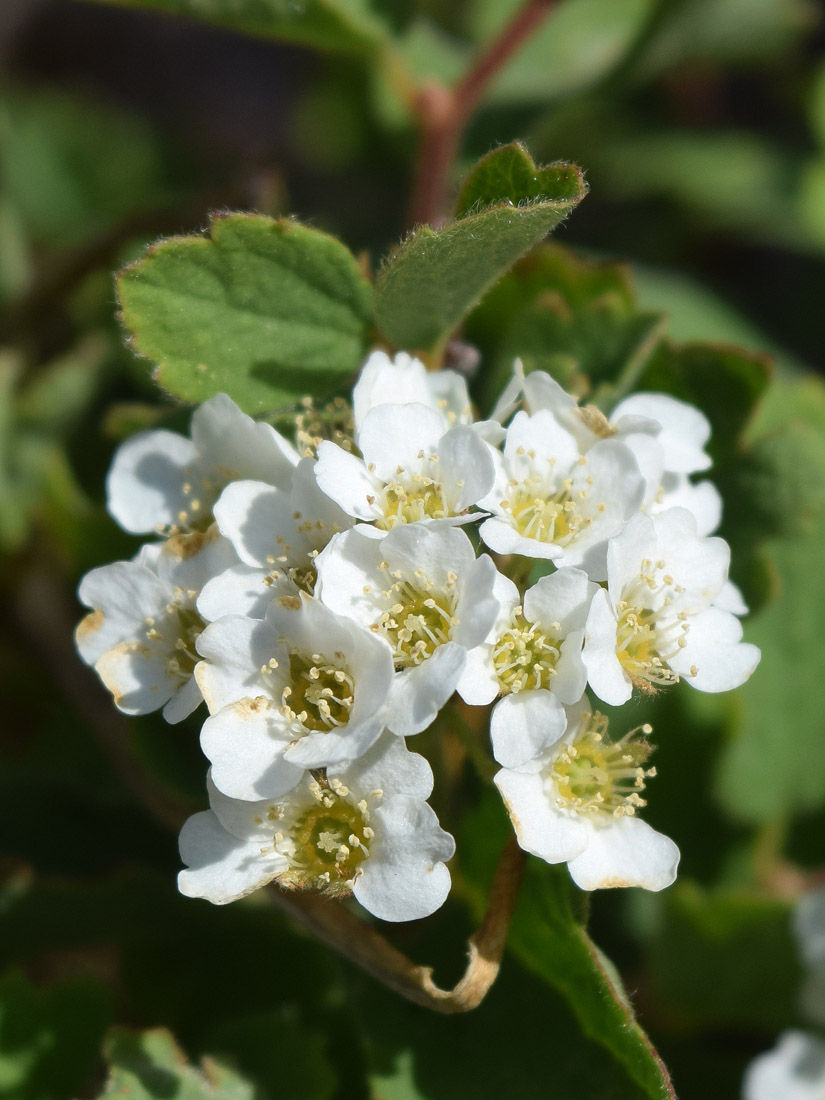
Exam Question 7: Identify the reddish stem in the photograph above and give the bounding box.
[409,0,558,228]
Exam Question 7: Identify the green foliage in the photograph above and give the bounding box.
[0,970,112,1100]
[715,379,825,823]
[98,1028,254,1100]
[85,0,391,53]
[511,863,676,1099]
[376,148,587,350]
[468,0,655,104]
[457,794,675,1100]
[117,213,375,413]
[648,882,800,1032]
[0,86,170,250]
[0,339,111,554]
[465,243,665,410]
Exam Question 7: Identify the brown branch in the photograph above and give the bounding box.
[269,834,526,1013]
[408,0,559,228]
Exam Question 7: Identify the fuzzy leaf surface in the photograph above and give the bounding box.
[375,148,586,351]
[117,213,374,414]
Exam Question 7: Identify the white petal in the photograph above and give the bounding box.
[178,810,287,904]
[95,640,178,716]
[201,700,304,800]
[214,480,301,567]
[670,605,761,692]
[354,798,454,921]
[195,615,281,713]
[582,589,631,706]
[612,393,712,473]
[524,568,597,635]
[358,403,444,478]
[191,393,299,487]
[197,564,275,621]
[106,429,197,534]
[333,732,435,801]
[438,427,495,512]
[479,517,562,560]
[495,769,589,863]
[490,690,567,769]
[76,561,167,665]
[162,674,203,724]
[384,644,466,736]
[656,475,722,536]
[352,351,432,430]
[456,645,499,705]
[566,816,680,892]
[314,442,384,522]
[714,578,748,616]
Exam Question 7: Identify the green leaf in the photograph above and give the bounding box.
[87,0,389,53]
[455,142,588,216]
[98,1028,254,1100]
[457,795,675,1100]
[509,863,676,1100]
[358,913,658,1100]
[464,244,663,411]
[648,882,800,1031]
[0,970,112,1100]
[714,376,825,822]
[375,147,587,351]
[117,213,374,414]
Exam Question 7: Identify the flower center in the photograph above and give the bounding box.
[296,396,355,458]
[376,456,451,530]
[279,651,355,733]
[144,592,205,684]
[277,779,373,897]
[614,560,690,692]
[505,473,591,545]
[492,609,561,693]
[377,570,458,668]
[547,711,655,818]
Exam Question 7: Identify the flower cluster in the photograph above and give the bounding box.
[744,889,825,1100]
[76,351,760,919]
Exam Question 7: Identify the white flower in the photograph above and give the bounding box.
[107,393,299,536]
[352,350,473,433]
[582,508,760,705]
[494,700,679,892]
[76,527,237,722]
[178,734,455,922]
[743,1032,825,1100]
[315,524,498,736]
[195,592,395,794]
[492,365,721,533]
[314,402,495,531]
[478,409,645,578]
[198,457,353,620]
[458,567,597,766]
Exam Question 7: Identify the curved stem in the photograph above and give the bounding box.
[409,0,559,228]
[268,834,526,1013]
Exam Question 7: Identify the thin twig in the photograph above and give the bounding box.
[269,834,526,1013]
[409,0,559,228]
